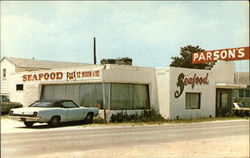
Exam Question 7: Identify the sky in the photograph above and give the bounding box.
[1,1,249,72]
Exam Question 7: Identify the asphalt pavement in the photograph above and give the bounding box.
[1,120,249,158]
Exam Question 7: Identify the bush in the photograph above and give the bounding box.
[93,116,107,124]
[110,108,166,123]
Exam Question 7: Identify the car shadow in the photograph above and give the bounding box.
[16,121,90,129]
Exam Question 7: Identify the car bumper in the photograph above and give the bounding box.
[9,116,41,122]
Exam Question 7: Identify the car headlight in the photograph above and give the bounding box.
[33,112,38,117]
[9,110,13,115]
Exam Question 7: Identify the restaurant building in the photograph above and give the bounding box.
[0,57,247,120]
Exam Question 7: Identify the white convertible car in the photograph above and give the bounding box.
[9,99,99,127]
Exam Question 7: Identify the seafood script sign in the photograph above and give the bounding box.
[192,46,249,64]
[174,73,209,98]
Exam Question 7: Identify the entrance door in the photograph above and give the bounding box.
[216,89,232,117]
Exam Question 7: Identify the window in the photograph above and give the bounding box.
[62,101,78,108]
[239,90,244,97]
[41,83,150,110]
[110,83,150,110]
[41,83,103,108]
[220,93,229,107]
[16,84,24,91]
[245,90,250,97]
[3,68,6,79]
[185,93,201,109]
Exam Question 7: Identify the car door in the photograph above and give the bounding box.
[61,101,83,121]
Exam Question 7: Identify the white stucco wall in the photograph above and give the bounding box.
[156,61,237,120]
[11,64,158,109]
[156,67,171,119]
[212,60,235,84]
[156,67,216,119]
[103,64,158,111]
[169,67,216,119]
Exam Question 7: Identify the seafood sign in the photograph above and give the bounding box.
[174,73,209,98]
[22,70,100,82]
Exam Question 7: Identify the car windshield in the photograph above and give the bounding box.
[0,95,9,102]
[29,101,54,107]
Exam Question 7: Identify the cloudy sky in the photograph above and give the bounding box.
[1,1,249,71]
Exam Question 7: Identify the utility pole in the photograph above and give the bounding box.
[94,37,96,64]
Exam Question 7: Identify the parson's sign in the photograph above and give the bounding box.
[192,46,249,64]
[174,73,209,98]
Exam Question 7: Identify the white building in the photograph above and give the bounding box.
[156,60,246,119]
[0,57,246,120]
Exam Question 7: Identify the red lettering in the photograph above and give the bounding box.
[44,73,49,80]
[184,78,188,85]
[191,74,196,88]
[188,78,193,84]
[183,73,209,89]
[56,72,63,79]
[33,74,38,81]
[27,75,32,81]
[38,73,43,80]
[94,70,100,77]
[23,75,27,81]
[50,72,56,80]
[203,73,209,84]
[77,72,81,78]
[83,72,92,77]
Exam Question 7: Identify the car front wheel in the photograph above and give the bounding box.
[24,122,34,127]
[84,113,94,124]
[49,116,60,127]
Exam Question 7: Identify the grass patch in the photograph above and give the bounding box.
[89,112,249,127]
[110,108,166,123]
[163,116,249,124]
[85,117,249,128]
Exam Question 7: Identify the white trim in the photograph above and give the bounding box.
[216,83,247,89]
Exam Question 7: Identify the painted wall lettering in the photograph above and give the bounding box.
[23,72,63,81]
[67,72,76,81]
[174,73,185,98]
[22,70,99,82]
[174,73,209,98]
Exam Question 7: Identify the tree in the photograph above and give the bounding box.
[170,45,210,69]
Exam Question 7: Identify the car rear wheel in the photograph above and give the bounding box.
[24,122,34,127]
[84,113,94,124]
[49,116,60,127]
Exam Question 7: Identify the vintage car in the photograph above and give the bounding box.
[232,102,250,116]
[9,99,99,127]
[0,95,23,114]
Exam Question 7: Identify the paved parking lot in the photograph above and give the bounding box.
[1,118,98,134]
[1,119,249,158]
